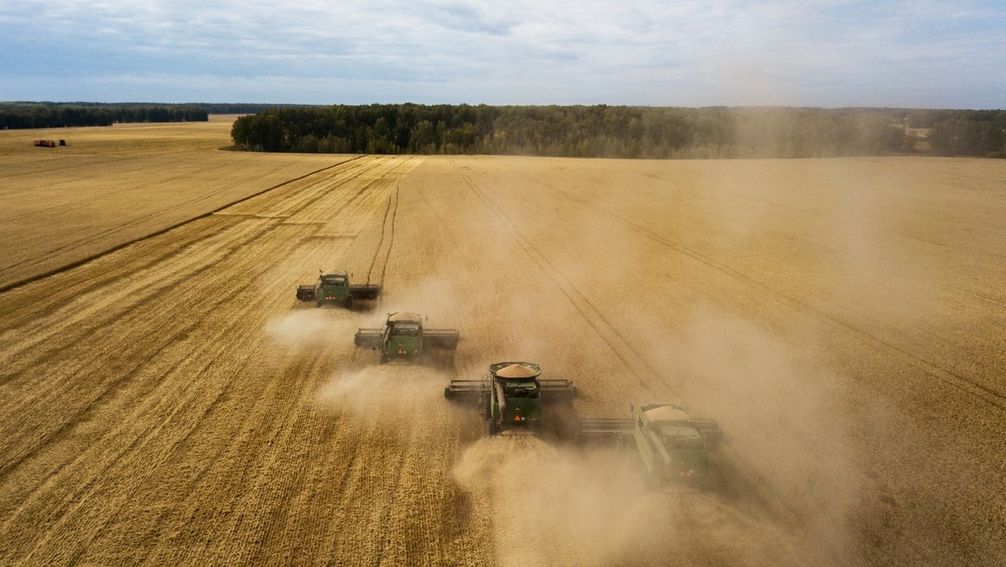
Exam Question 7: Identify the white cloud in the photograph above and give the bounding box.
[0,0,1003,105]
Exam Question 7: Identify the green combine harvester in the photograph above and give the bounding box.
[354,312,460,364]
[579,403,722,486]
[444,361,576,435]
[295,271,380,308]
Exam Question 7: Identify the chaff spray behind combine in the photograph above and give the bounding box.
[445,361,576,436]
[354,312,459,365]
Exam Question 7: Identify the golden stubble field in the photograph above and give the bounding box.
[0,117,349,290]
[1,120,1004,566]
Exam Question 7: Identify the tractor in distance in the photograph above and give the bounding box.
[295,271,380,308]
[578,403,722,487]
[354,312,459,364]
[444,361,577,436]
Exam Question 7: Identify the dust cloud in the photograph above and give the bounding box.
[264,309,361,347]
[453,434,799,566]
[316,365,449,427]
[435,158,879,564]
[354,270,464,336]
[532,169,866,562]
[634,302,865,565]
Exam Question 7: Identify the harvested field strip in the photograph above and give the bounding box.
[0,158,400,475]
[0,155,456,565]
[0,120,358,290]
[0,156,365,293]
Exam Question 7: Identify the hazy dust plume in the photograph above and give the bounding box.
[453,434,800,566]
[658,303,865,565]
[317,365,450,426]
[264,309,361,347]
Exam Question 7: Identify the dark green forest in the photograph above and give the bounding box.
[231,105,1006,159]
[0,102,208,129]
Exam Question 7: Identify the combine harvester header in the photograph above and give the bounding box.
[355,312,459,365]
[295,271,380,308]
[445,361,576,435]
[579,403,722,486]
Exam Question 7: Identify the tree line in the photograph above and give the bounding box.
[230,104,1006,159]
[924,110,1006,157]
[6,101,1001,157]
[0,102,208,129]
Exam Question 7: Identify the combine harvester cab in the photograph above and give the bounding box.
[294,271,380,308]
[445,361,576,436]
[354,312,459,365]
[579,403,721,488]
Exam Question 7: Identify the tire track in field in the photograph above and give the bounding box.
[286,156,411,228]
[525,174,1006,412]
[365,181,396,284]
[453,162,665,396]
[0,155,438,567]
[0,144,214,193]
[234,155,381,220]
[0,218,269,378]
[378,181,402,285]
[0,220,240,332]
[172,163,415,563]
[0,212,296,379]
[366,179,402,287]
[0,151,380,277]
[2,152,337,263]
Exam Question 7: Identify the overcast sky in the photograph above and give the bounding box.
[1,0,1003,107]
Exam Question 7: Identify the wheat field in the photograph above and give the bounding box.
[1,120,1004,566]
